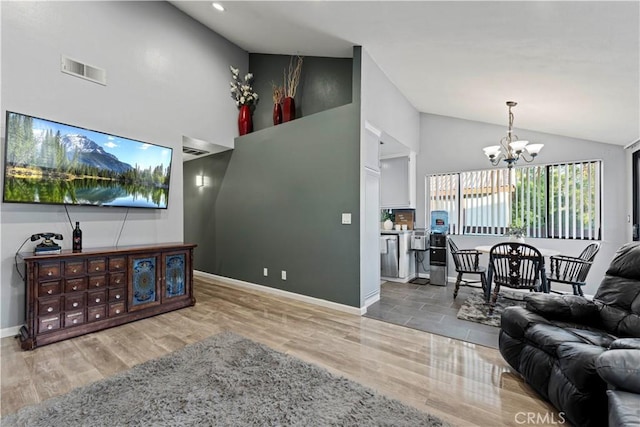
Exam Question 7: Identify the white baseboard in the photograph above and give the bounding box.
[363,292,380,309]
[194,271,366,316]
[1,325,22,339]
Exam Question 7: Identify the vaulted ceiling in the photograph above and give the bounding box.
[172,1,639,146]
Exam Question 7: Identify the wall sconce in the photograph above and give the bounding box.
[196,174,205,187]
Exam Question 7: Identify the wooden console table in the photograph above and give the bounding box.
[19,242,196,350]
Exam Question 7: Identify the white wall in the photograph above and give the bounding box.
[360,49,420,153]
[0,1,247,330]
[417,113,629,295]
[359,47,420,307]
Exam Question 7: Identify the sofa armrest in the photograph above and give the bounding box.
[524,293,602,325]
[596,348,640,394]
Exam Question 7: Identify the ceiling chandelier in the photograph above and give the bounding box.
[483,101,544,169]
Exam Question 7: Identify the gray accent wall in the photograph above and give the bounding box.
[189,104,361,307]
[249,54,353,132]
[0,1,246,330]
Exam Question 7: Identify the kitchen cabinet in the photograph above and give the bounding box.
[380,156,411,208]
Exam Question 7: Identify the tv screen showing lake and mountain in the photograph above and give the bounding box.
[2,111,173,209]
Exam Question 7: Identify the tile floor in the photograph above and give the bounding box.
[364,280,500,348]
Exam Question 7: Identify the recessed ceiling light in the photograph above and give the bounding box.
[212,2,224,12]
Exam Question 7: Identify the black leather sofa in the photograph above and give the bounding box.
[499,242,640,427]
[595,340,640,426]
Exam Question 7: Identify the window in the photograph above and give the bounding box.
[428,161,602,240]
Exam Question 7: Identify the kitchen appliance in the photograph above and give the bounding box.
[410,229,427,250]
[410,229,429,285]
[429,233,448,286]
[380,234,399,278]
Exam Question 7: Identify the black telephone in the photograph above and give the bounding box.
[31,232,63,251]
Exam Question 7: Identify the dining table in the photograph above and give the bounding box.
[474,243,560,302]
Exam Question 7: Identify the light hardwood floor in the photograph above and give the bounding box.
[0,275,560,426]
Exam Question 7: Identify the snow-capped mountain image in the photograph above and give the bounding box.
[61,134,133,174]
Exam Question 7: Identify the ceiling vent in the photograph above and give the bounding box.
[61,56,107,86]
[182,146,209,156]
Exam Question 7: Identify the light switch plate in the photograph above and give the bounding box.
[341,213,352,225]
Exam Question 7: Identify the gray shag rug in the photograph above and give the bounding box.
[3,332,449,427]
[456,289,526,327]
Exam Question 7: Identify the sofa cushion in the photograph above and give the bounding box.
[606,390,640,426]
[556,342,607,391]
[596,349,640,394]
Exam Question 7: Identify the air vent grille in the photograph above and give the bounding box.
[61,56,107,86]
[182,147,209,156]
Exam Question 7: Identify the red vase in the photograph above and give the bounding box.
[282,97,296,122]
[238,105,253,136]
[273,103,283,126]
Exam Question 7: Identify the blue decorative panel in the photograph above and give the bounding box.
[132,257,157,306]
[165,254,186,298]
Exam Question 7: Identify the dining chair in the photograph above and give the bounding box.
[448,239,487,299]
[487,242,544,307]
[547,242,601,296]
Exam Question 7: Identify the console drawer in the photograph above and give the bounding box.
[38,296,61,315]
[109,257,126,272]
[88,258,106,274]
[38,315,61,333]
[38,262,61,280]
[65,293,86,311]
[87,306,106,322]
[88,275,107,289]
[87,290,106,307]
[65,277,87,293]
[64,310,85,327]
[109,302,126,317]
[109,273,125,287]
[65,261,85,277]
[108,287,125,303]
[38,280,61,297]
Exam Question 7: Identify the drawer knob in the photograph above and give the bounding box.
[47,271,53,276]
[47,307,53,312]
[116,294,121,299]
[115,309,121,314]
[73,319,78,324]
[115,279,121,284]
[95,298,101,303]
[47,289,53,295]
[95,314,101,319]
[95,282,101,287]
[72,286,78,291]
[115,264,121,269]
[72,268,77,273]
[95,267,100,271]
[73,302,79,307]
[47,324,53,330]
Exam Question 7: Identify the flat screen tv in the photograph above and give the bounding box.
[3,111,173,209]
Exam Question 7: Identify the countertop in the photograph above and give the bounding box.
[380,229,413,234]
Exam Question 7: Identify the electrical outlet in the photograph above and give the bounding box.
[263,268,268,277]
[281,270,287,280]
[341,213,352,225]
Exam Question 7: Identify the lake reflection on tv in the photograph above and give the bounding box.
[3,177,169,208]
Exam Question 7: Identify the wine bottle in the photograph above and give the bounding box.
[72,222,82,251]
